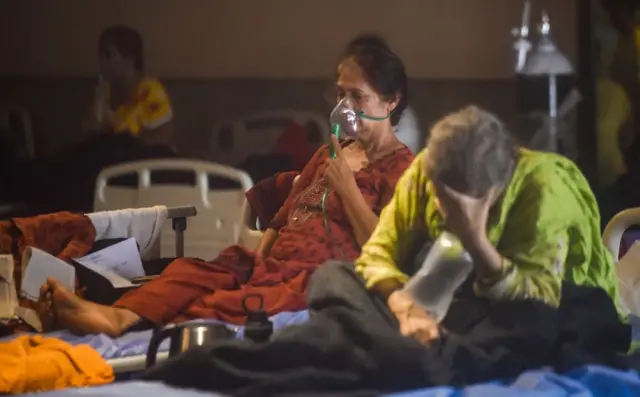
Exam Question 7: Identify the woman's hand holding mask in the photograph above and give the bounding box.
[324,135,358,198]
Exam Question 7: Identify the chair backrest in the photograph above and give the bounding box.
[603,207,640,317]
[238,199,264,250]
[603,207,640,260]
[209,109,330,165]
[0,105,34,159]
[94,159,253,260]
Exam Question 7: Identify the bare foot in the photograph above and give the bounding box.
[38,278,119,336]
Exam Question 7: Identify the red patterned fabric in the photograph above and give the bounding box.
[115,144,414,325]
[0,212,95,328]
[245,171,298,228]
[0,212,96,291]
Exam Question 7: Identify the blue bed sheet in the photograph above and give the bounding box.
[0,310,309,359]
[8,313,640,396]
[25,365,640,397]
[6,311,637,360]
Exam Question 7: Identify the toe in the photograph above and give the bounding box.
[46,278,59,288]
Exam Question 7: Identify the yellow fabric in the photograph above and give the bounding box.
[596,78,631,187]
[110,77,173,136]
[0,335,114,394]
[355,148,623,316]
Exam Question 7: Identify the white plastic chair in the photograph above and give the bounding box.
[603,207,640,316]
[94,159,253,260]
[603,207,640,260]
[0,105,34,159]
[209,109,330,165]
[238,200,264,250]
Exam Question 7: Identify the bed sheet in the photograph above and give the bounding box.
[3,312,639,360]
[0,310,310,359]
[24,365,640,397]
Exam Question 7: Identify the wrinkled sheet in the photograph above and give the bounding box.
[23,365,640,397]
[0,310,310,359]
[8,314,640,397]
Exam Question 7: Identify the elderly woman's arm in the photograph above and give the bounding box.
[257,147,328,257]
[471,171,572,307]
[340,186,381,247]
[355,153,428,298]
[329,142,414,247]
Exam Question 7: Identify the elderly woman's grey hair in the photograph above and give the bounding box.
[425,105,519,197]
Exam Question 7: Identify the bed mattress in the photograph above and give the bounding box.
[0,310,310,373]
[23,365,640,397]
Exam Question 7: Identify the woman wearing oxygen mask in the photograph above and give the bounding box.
[35,36,414,337]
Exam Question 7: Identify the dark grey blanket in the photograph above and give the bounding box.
[141,261,630,397]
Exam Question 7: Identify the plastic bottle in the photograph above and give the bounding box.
[242,294,273,343]
[402,231,474,322]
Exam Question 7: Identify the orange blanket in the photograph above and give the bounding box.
[0,335,114,393]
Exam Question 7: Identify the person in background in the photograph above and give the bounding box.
[84,25,174,147]
[595,41,634,189]
[355,105,623,344]
[597,0,640,168]
[0,25,178,215]
[597,0,638,89]
[594,0,640,226]
[37,36,415,337]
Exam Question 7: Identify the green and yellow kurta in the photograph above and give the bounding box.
[355,148,623,315]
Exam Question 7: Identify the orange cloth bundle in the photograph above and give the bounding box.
[0,335,114,394]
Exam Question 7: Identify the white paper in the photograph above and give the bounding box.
[83,266,136,289]
[75,237,145,280]
[73,237,144,288]
[15,306,42,332]
[21,247,76,302]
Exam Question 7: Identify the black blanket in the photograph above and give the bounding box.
[141,261,631,397]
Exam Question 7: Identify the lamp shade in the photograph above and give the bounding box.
[521,12,573,76]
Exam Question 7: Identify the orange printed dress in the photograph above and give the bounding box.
[109,78,174,136]
[113,143,415,325]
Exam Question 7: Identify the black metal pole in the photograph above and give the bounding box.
[576,0,597,184]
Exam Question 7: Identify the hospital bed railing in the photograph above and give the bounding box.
[603,207,640,260]
[162,205,198,258]
[208,109,330,165]
[94,159,253,260]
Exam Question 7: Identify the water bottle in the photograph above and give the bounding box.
[242,294,273,343]
[402,231,474,322]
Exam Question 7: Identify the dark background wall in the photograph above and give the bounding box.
[0,0,577,157]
